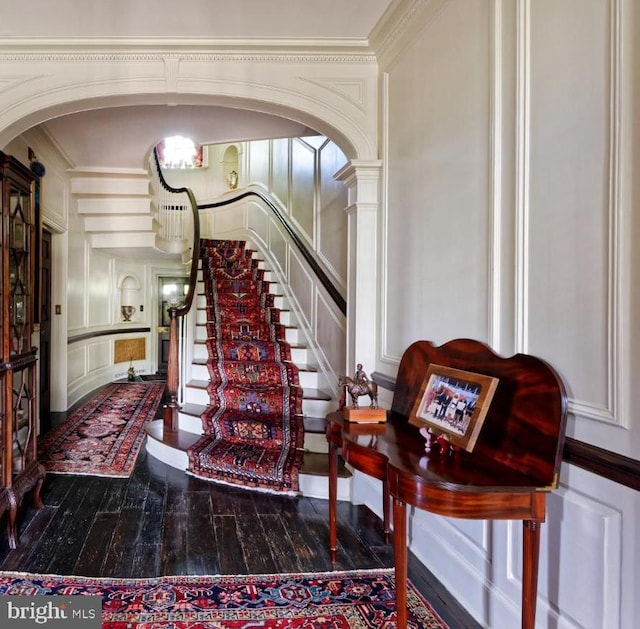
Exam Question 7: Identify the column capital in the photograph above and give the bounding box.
[334,160,382,208]
[334,159,383,184]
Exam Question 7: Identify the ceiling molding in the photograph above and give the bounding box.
[371,0,451,69]
[0,38,378,61]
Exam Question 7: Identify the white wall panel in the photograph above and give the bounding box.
[247,140,270,185]
[87,252,112,326]
[318,140,348,286]
[289,251,313,328]
[269,223,287,276]
[67,232,88,331]
[291,139,315,242]
[42,169,68,232]
[87,340,111,372]
[212,204,245,235]
[246,202,269,244]
[526,0,612,413]
[67,345,85,385]
[316,291,346,379]
[383,0,491,358]
[271,138,289,210]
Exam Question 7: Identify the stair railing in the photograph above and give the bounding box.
[150,148,200,432]
[198,190,346,315]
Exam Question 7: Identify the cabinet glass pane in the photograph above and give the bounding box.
[9,185,31,356]
[12,367,34,475]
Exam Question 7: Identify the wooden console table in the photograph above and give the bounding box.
[327,339,567,629]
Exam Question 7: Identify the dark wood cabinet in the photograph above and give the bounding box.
[0,151,45,548]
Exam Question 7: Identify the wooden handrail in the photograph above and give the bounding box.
[152,148,200,432]
[198,190,346,315]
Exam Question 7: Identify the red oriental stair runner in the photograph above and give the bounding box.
[187,239,305,494]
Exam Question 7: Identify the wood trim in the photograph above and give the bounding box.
[372,371,640,491]
[562,437,640,492]
[68,327,150,344]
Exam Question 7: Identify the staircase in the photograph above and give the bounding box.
[145,242,352,500]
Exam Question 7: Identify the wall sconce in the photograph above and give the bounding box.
[227,170,238,189]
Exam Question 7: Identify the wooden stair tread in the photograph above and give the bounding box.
[145,420,347,477]
[301,388,332,401]
[145,420,201,450]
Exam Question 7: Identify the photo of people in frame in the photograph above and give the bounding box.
[418,373,480,436]
[409,364,499,452]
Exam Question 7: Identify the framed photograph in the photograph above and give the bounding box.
[409,364,498,452]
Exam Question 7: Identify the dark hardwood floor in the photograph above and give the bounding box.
[0,388,481,628]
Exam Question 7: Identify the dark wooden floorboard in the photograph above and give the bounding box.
[0,448,481,628]
[73,511,119,577]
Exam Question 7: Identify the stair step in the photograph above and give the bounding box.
[192,340,309,364]
[144,420,351,500]
[182,242,341,497]
[147,420,338,465]
[193,324,299,345]
[196,307,294,326]
[179,402,326,432]
[189,360,318,389]
[176,403,328,452]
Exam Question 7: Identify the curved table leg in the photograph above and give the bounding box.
[393,496,408,629]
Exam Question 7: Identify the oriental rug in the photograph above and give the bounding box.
[38,382,165,478]
[0,569,448,628]
[188,239,305,495]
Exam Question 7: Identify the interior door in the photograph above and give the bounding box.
[39,228,52,433]
[157,276,189,374]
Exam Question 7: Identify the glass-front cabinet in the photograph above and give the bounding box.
[0,151,45,548]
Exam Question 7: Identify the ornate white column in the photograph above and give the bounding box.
[334,160,382,378]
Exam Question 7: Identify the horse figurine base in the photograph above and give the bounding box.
[343,406,387,423]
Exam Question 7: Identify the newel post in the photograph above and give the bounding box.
[163,306,179,432]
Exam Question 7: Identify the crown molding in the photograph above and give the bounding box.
[370,0,450,69]
[0,37,378,62]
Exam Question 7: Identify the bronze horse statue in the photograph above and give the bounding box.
[338,375,379,409]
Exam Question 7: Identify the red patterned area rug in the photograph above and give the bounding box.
[38,382,165,478]
[0,569,448,628]
[188,239,305,495]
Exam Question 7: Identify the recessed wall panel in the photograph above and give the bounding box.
[272,138,289,210]
[289,251,313,326]
[316,292,346,378]
[67,345,86,385]
[88,340,110,372]
[291,139,315,241]
[527,0,610,408]
[248,140,270,186]
[319,141,348,284]
[87,252,111,326]
[384,0,491,357]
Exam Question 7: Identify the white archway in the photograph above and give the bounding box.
[0,47,382,385]
[0,51,379,162]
